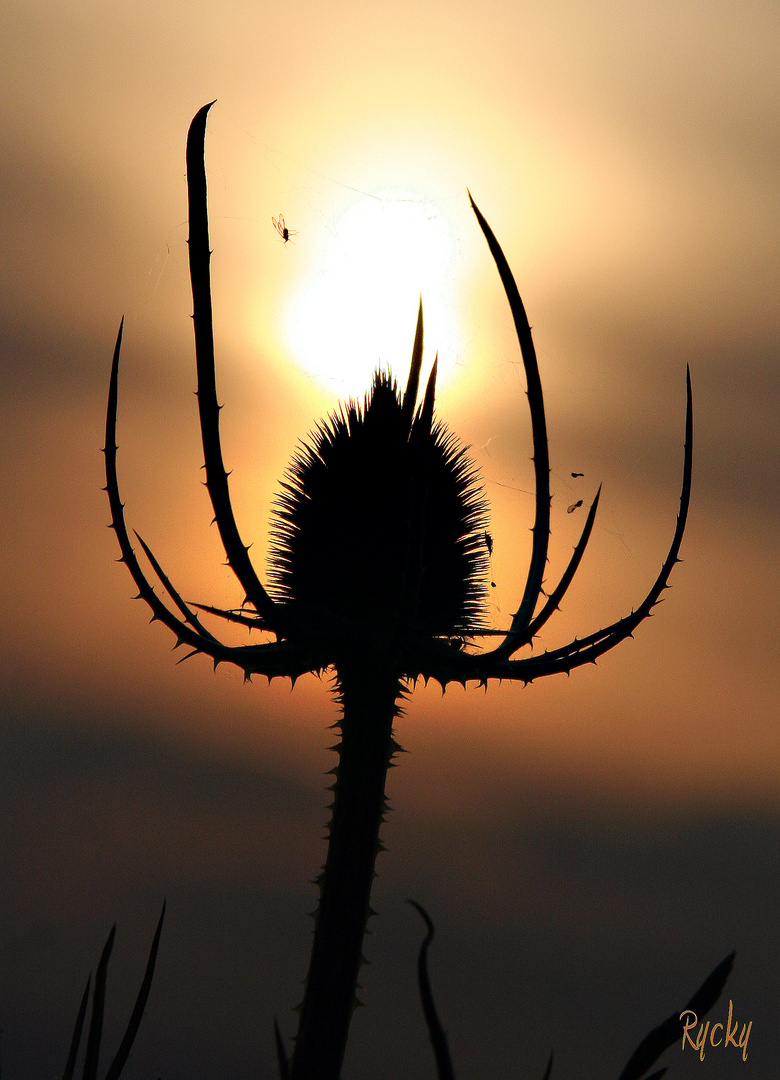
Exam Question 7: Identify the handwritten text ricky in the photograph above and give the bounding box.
[680,1000,752,1061]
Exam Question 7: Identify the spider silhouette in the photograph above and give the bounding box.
[105,104,692,1080]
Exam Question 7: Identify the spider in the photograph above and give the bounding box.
[105,104,692,1080]
[272,212,296,244]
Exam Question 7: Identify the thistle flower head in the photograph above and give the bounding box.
[268,366,490,651]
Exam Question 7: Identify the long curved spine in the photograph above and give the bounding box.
[186,103,282,631]
[469,193,551,656]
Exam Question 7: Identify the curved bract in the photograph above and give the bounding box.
[105,103,693,1080]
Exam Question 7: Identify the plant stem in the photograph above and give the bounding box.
[291,663,401,1080]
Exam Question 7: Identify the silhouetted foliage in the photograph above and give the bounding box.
[63,905,165,1080]
[100,103,710,1080]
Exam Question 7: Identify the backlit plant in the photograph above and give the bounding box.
[102,103,733,1080]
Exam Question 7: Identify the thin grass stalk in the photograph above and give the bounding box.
[103,902,166,1080]
[408,902,455,1080]
[62,978,91,1080]
[82,924,115,1080]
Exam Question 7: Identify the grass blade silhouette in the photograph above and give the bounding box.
[61,910,165,1080]
[617,952,735,1080]
[409,902,455,1080]
[103,902,166,1080]
[274,1019,291,1080]
[62,976,91,1080]
[82,923,115,1080]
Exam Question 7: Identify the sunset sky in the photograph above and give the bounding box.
[1,1,778,1077]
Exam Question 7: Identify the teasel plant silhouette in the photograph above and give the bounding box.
[102,103,733,1080]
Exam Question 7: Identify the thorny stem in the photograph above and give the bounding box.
[291,664,401,1080]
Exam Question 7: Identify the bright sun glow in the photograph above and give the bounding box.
[283,188,463,398]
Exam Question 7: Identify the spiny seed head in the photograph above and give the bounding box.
[268,368,489,643]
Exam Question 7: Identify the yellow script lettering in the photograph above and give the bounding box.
[680,1010,699,1051]
[738,1021,752,1061]
[695,1021,710,1061]
[724,999,739,1048]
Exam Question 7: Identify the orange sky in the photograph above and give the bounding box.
[2,0,777,801]
[0,1,777,1077]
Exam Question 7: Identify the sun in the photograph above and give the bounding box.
[282,187,463,397]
